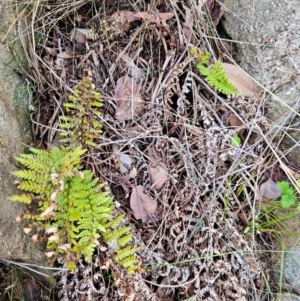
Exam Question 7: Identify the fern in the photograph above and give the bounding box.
[11,77,140,274]
[11,146,113,271]
[191,48,240,96]
[12,135,139,274]
[103,215,140,273]
[59,77,103,149]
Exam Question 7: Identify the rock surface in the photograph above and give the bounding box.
[0,2,46,263]
[221,0,300,164]
[283,247,300,290]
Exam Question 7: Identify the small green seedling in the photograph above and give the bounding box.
[277,180,300,209]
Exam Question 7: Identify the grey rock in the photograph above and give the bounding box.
[0,2,46,263]
[221,0,300,164]
[283,247,300,290]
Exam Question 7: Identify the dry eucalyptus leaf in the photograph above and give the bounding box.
[130,185,157,221]
[149,163,168,190]
[114,76,143,121]
[223,63,256,97]
[260,178,281,199]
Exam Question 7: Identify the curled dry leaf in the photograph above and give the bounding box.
[45,227,58,234]
[32,234,39,242]
[40,202,57,217]
[114,76,143,121]
[23,227,32,234]
[45,251,55,258]
[149,163,168,190]
[130,185,157,221]
[58,243,71,251]
[223,63,256,97]
[16,214,22,223]
[260,178,281,199]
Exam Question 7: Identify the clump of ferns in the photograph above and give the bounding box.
[11,77,140,274]
[190,47,240,96]
[59,77,103,149]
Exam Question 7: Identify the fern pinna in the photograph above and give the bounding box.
[190,48,240,96]
[11,147,139,273]
[59,77,103,149]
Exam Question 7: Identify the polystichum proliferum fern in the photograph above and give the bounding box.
[59,77,103,149]
[191,48,240,96]
[11,146,139,273]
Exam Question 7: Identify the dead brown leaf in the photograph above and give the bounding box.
[114,76,144,121]
[223,63,256,97]
[133,12,175,25]
[149,163,168,190]
[73,29,86,44]
[111,11,174,29]
[130,186,157,221]
[260,178,281,199]
[225,112,245,138]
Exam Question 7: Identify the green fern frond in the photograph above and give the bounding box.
[59,77,103,149]
[104,226,132,242]
[105,214,125,229]
[117,234,133,247]
[10,193,33,204]
[127,265,141,274]
[115,245,139,262]
[118,255,138,268]
[192,48,240,96]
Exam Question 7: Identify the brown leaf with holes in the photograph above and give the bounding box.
[133,12,175,25]
[223,63,256,97]
[114,76,143,121]
[260,178,281,199]
[111,11,174,29]
[130,186,157,221]
[149,163,168,190]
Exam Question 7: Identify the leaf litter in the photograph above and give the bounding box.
[16,0,300,299]
[130,185,157,222]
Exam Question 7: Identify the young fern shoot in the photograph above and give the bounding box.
[191,48,241,96]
